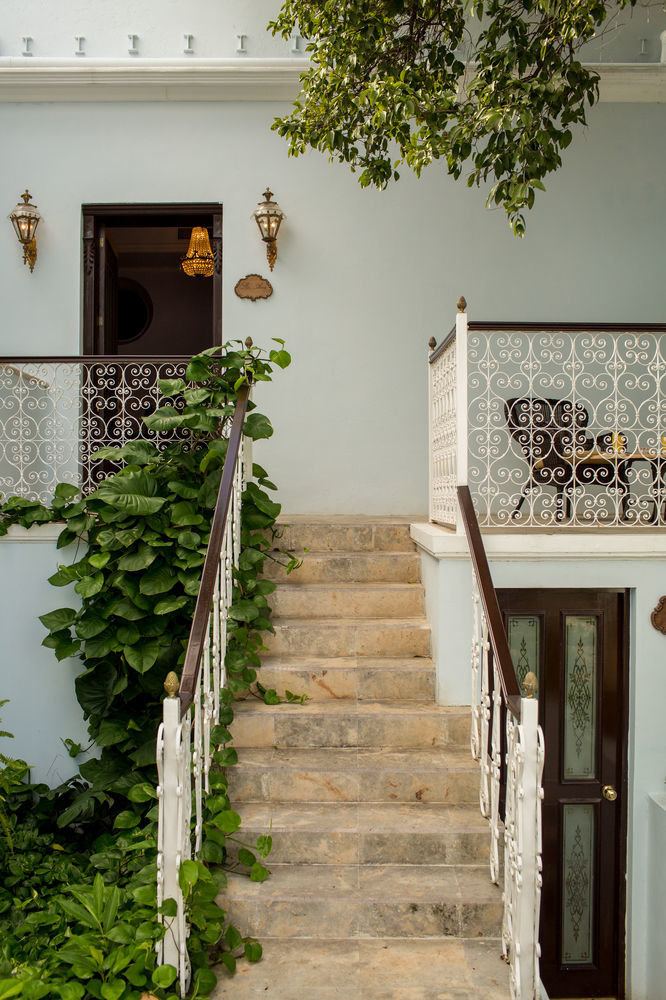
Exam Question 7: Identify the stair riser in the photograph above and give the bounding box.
[276,523,415,554]
[227,768,478,804]
[224,898,502,940]
[264,624,430,658]
[262,553,421,584]
[250,664,435,702]
[228,830,488,866]
[269,586,425,620]
[231,713,469,750]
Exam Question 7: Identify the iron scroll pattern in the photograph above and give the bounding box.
[466,329,666,527]
[0,360,188,504]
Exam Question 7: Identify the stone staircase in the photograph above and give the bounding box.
[217,517,509,1000]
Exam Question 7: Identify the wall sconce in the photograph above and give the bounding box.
[252,189,285,271]
[180,226,214,277]
[9,190,42,273]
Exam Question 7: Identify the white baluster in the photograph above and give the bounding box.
[479,615,491,818]
[489,664,502,884]
[470,577,481,760]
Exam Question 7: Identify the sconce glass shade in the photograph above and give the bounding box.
[9,190,41,243]
[252,189,285,270]
[9,190,41,272]
[180,226,214,278]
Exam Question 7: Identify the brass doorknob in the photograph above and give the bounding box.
[602,785,617,801]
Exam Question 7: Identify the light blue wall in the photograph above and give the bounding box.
[418,542,666,1000]
[0,99,664,514]
[0,529,87,785]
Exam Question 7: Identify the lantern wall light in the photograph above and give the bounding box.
[252,188,285,271]
[9,190,42,273]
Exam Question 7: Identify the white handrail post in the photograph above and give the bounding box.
[455,305,468,534]
[428,339,435,523]
[517,696,543,1000]
[157,689,184,975]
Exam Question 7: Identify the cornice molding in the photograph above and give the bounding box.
[0,58,306,102]
[0,59,663,103]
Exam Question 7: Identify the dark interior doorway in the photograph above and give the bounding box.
[82,204,222,356]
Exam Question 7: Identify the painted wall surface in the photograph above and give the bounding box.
[0,98,664,513]
[647,795,666,1000]
[0,531,87,786]
[417,541,666,1000]
[1,0,663,62]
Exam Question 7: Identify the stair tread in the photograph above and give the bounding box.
[233,747,473,771]
[224,863,499,901]
[212,938,509,1000]
[233,801,489,833]
[232,700,465,718]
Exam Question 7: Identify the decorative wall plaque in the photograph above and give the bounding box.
[651,596,666,634]
[234,273,273,302]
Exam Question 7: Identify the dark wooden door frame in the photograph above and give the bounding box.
[81,203,223,354]
[498,588,629,1000]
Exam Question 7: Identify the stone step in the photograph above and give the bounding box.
[275,518,418,554]
[230,802,489,865]
[212,937,510,1000]
[249,655,435,702]
[269,582,425,620]
[262,550,422,584]
[227,747,478,804]
[223,864,502,940]
[230,701,469,750]
[263,617,431,658]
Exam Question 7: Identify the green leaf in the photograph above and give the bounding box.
[92,472,166,514]
[75,572,105,598]
[127,781,158,802]
[100,982,124,1000]
[139,564,177,595]
[269,348,291,369]
[117,623,141,644]
[143,406,186,432]
[171,501,204,526]
[211,809,241,834]
[244,940,263,962]
[152,965,177,989]
[153,595,188,615]
[57,984,85,1000]
[75,615,109,639]
[256,834,272,858]
[118,542,158,572]
[96,719,129,747]
[243,412,274,440]
[158,378,186,395]
[124,639,161,673]
[220,952,236,975]
[39,607,77,631]
[110,597,146,620]
[75,663,117,717]
[84,634,117,659]
[178,859,200,892]
[114,810,141,829]
[237,848,256,867]
[250,861,270,882]
[159,897,178,917]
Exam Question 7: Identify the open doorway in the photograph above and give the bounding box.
[82,203,222,355]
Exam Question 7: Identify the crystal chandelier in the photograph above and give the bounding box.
[180,226,214,278]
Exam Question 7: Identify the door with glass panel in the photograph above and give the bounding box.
[497,589,628,999]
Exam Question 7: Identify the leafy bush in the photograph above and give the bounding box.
[0,341,294,999]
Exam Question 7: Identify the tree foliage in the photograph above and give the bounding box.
[271,0,630,235]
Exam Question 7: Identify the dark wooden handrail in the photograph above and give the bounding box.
[457,485,522,720]
[178,383,250,716]
[0,356,192,363]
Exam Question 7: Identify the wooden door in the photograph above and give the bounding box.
[497,589,628,999]
[97,225,118,354]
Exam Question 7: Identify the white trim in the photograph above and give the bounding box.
[0,59,305,102]
[410,521,666,560]
[0,60,662,103]
[1,523,64,541]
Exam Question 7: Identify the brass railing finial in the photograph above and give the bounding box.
[428,337,437,351]
[164,671,180,698]
[245,336,253,349]
[523,672,538,699]
[457,295,467,313]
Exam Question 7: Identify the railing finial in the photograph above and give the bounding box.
[164,671,179,698]
[457,295,467,313]
[428,336,437,351]
[245,336,253,349]
[523,671,538,699]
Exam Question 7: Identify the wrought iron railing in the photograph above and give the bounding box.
[429,317,666,528]
[156,383,248,995]
[458,485,544,1000]
[0,357,189,504]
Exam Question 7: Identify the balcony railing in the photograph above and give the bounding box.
[429,313,666,528]
[0,358,189,504]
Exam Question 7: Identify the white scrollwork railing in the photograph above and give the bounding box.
[429,320,666,528]
[156,387,247,996]
[0,358,188,504]
[470,569,545,1000]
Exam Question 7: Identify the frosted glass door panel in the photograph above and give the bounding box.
[562,803,595,964]
[564,615,598,780]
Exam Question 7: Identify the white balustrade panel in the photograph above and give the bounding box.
[429,335,458,526]
[156,439,244,995]
[470,570,545,1000]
